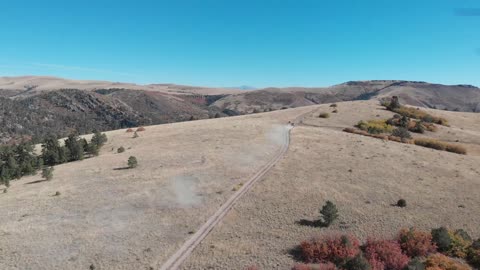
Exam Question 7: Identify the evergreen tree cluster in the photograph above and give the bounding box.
[1,131,107,187]
[0,142,43,187]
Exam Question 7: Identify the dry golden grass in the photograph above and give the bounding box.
[414,138,467,155]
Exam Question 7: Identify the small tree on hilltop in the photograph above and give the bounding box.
[42,166,54,181]
[387,96,401,111]
[128,156,138,169]
[320,200,339,227]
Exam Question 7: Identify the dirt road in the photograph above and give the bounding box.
[156,108,316,270]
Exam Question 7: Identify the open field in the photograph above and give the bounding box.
[182,100,480,269]
[0,106,314,270]
[1,100,479,270]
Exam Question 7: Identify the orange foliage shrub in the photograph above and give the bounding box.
[126,128,134,133]
[299,234,361,264]
[136,127,146,132]
[398,228,437,257]
[425,253,471,270]
[364,239,410,270]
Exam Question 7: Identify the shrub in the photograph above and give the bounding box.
[42,166,54,181]
[319,113,330,118]
[333,109,338,113]
[406,257,426,270]
[320,201,339,227]
[133,132,139,138]
[445,144,467,155]
[398,228,437,257]
[117,147,125,153]
[128,156,138,169]
[126,128,134,133]
[292,263,337,270]
[397,199,407,208]
[448,230,472,258]
[392,128,412,140]
[136,127,146,132]
[467,239,480,268]
[391,106,448,126]
[410,121,426,134]
[357,120,394,134]
[299,234,361,265]
[330,103,338,108]
[387,96,401,111]
[363,239,410,270]
[431,227,452,253]
[345,253,371,270]
[425,253,471,270]
[414,139,467,155]
[54,191,61,196]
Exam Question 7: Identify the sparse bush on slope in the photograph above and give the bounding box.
[42,166,54,181]
[320,201,339,227]
[392,127,412,140]
[128,156,138,168]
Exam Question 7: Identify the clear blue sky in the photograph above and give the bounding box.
[1,0,479,88]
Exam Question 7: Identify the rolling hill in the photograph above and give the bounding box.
[1,76,479,144]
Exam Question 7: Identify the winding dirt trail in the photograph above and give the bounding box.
[157,110,315,270]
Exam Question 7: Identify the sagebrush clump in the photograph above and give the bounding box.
[320,201,339,227]
[42,166,54,181]
[397,199,407,208]
[128,156,138,168]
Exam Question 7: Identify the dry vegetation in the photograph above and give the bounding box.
[1,99,479,270]
[414,138,467,155]
[183,100,480,269]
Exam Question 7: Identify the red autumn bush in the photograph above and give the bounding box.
[126,128,134,133]
[291,263,337,270]
[364,239,410,270]
[136,127,146,132]
[425,253,472,270]
[299,234,361,264]
[398,228,437,257]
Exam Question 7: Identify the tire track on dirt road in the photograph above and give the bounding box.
[157,108,317,270]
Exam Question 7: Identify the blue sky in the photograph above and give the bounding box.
[1,0,479,87]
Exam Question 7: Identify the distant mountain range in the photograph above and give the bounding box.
[1,76,479,144]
